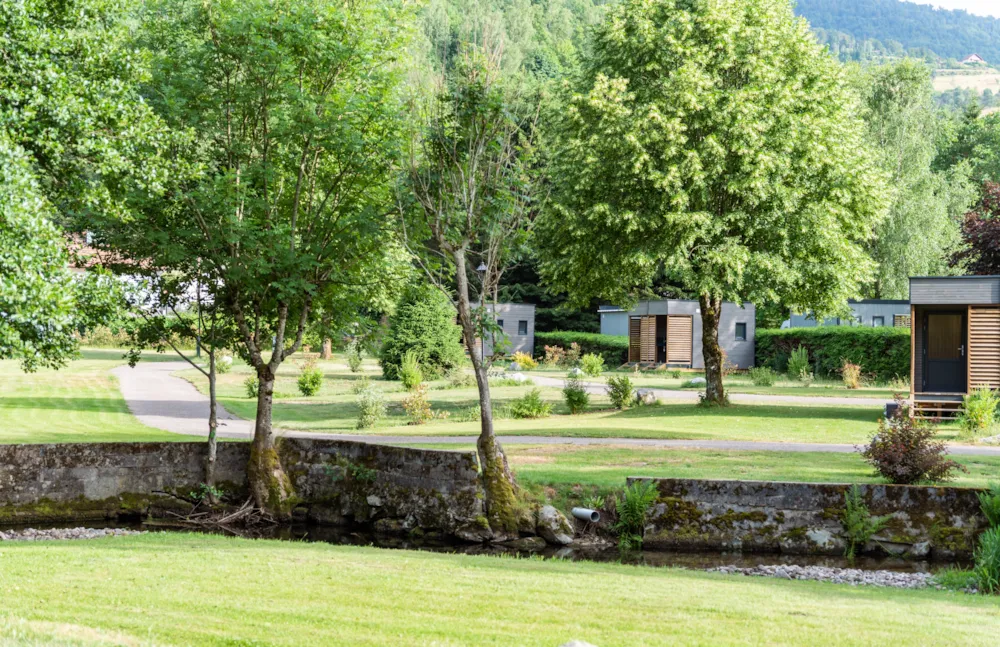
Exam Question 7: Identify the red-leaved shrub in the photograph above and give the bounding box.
[859,396,966,484]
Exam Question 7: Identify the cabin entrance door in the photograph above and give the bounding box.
[923,312,967,393]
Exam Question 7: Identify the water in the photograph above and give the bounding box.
[4,520,965,574]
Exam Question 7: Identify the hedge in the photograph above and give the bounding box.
[755,327,910,382]
[534,331,629,366]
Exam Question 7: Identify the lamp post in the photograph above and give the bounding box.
[477,263,487,365]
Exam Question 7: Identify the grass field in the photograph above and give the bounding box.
[1,533,998,646]
[0,350,182,444]
[933,69,1000,93]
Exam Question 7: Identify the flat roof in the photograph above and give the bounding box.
[910,275,1000,280]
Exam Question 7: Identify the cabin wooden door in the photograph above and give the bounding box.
[923,312,967,393]
[666,316,693,366]
[639,316,657,363]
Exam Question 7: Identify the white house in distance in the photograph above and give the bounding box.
[961,53,987,65]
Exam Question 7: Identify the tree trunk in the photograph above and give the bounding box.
[247,366,294,518]
[454,250,518,535]
[699,294,728,406]
[321,338,332,360]
[205,351,218,503]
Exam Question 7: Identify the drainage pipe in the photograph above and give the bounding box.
[572,508,601,523]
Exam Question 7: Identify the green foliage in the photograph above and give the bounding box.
[534,332,628,366]
[243,376,259,399]
[510,351,538,370]
[346,339,364,373]
[355,385,387,430]
[841,485,890,560]
[975,527,1000,594]
[507,388,553,419]
[380,283,464,382]
[350,375,371,395]
[606,376,635,410]
[563,375,590,414]
[215,356,233,375]
[841,360,862,390]
[579,353,605,377]
[786,345,811,380]
[747,367,778,387]
[399,350,424,391]
[401,384,434,425]
[489,376,534,387]
[933,567,977,592]
[297,361,324,397]
[189,483,224,504]
[756,327,909,382]
[978,483,1000,529]
[961,388,1000,437]
[445,368,475,389]
[614,480,658,551]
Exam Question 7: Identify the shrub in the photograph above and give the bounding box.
[355,385,387,429]
[563,342,581,367]
[243,375,259,399]
[580,353,605,377]
[607,375,635,410]
[614,480,658,551]
[786,345,810,380]
[841,485,889,560]
[534,331,628,366]
[669,369,682,379]
[543,345,565,366]
[979,483,1000,529]
[563,375,590,414]
[446,368,475,389]
[511,351,538,370]
[380,282,464,381]
[490,376,534,387]
[350,375,371,395]
[755,327,909,382]
[859,396,966,484]
[961,387,1000,437]
[215,355,233,374]
[297,360,323,396]
[680,378,703,388]
[399,350,423,391]
[747,366,777,387]
[841,359,862,389]
[402,384,433,424]
[800,371,815,387]
[346,338,364,373]
[933,567,978,591]
[975,527,1000,594]
[507,388,553,419]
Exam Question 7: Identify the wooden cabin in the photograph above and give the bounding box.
[910,276,1000,418]
[600,299,755,369]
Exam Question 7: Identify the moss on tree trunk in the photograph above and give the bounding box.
[699,294,728,406]
[247,370,294,518]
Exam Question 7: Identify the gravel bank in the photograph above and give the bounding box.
[0,527,145,542]
[710,564,935,589]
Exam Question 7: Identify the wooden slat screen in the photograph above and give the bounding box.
[640,316,657,363]
[970,306,1000,390]
[894,314,911,328]
[666,316,693,365]
[628,317,641,363]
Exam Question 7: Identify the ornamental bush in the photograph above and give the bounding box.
[380,282,464,381]
[296,359,323,396]
[607,375,635,410]
[534,331,628,366]
[756,327,909,382]
[580,353,605,377]
[563,375,590,414]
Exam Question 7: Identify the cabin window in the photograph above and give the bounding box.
[872,316,885,327]
[518,320,528,335]
[735,322,747,341]
[496,319,504,330]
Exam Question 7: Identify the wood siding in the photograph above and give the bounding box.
[640,316,657,363]
[969,306,1000,389]
[628,317,641,363]
[666,316,693,365]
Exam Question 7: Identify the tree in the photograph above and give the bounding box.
[953,181,1000,275]
[96,0,408,516]
[380,282,465,381]
[851,60,973,298]
[399,47,535,533]
[0,0,167,370]
[936,111,1000,188]
[536,0,888,405]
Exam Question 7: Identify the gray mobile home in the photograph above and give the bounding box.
[787,299,911,328]
[599,300,755,369]
[476,303,536,358]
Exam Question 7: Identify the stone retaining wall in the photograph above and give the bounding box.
[0,439,483,536]
[632,477,985,559]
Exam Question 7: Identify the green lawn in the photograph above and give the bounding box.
[0,349,182,444]
[1,533,998,646]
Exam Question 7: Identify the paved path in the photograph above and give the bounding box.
[112,361,1000,456]
[529,374,889,408]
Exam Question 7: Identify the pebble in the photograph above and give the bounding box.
[0,527,145,542]
[710,564,935,589]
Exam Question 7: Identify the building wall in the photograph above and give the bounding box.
[788,301,910,328]
[480,303,535,356]
[599,310,630,337]
[910,277,1000,305]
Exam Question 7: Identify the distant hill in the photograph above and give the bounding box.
[796,0,1000,65]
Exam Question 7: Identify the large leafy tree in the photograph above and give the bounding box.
[953,182,1000,276]
[0,0,166,370]
[94,0,408,515]
[537,0,888,404]
[852,60,973,298]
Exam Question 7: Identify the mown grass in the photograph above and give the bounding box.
[0,349,183,444]
[1,533,999,646]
